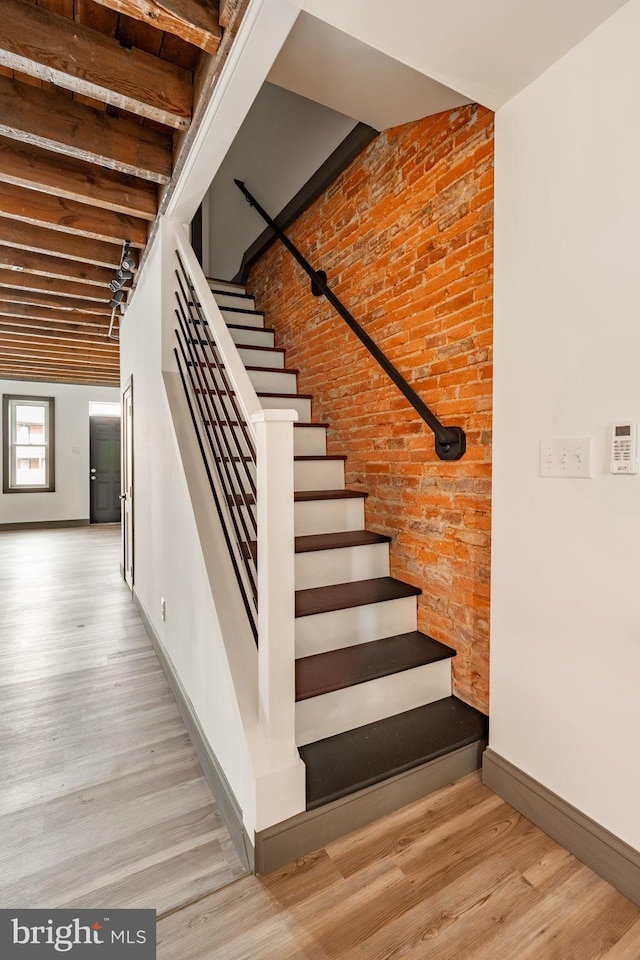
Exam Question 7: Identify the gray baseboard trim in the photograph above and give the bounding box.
[234,122,379,285]
[0,518,90,531]
[132,588,254,873]
[482,748,640,906]
[255,739,485,874]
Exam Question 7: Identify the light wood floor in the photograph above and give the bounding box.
[0,524,245,911]
[158,774,640,959]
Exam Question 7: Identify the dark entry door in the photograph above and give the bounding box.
[90,416,121,523]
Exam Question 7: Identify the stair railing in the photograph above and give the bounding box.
[169,224,302,793]
[235,179,466,461]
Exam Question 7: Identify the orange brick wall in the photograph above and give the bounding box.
[248,104,493,714]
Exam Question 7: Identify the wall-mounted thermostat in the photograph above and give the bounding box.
[610,423,638,474]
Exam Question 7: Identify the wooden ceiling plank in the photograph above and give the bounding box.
[0,368,119,386]
[0,301,119,325]
[0,321,112,343]
[0,344,119,367]
[0,337,119,359]
[0,182,148,247]
[0,219,123,268]
[0,137,157,221]
[0,248,114,286]
[0,76,172,184]
[0,287,112,314]
[91,0,221,55]
[0,359,120,378]
[0,269,113,302]
[0,0,193,130]
[0,316,111,337]
[219,0,240,29]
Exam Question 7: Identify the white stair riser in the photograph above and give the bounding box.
[295,596,417,656]
[191,367,297,394]
[248,368,298,393]
[213,292,254,309]
[296,660,452,746]
[261,394,310,420]
[294,497,364,537]
[209,280,246,294]
[295,542,390,590]
[237,346,284,369]
[294,460,344,492]
[221,308,264,328]
[228,327,274,348]
[294,426,326,456]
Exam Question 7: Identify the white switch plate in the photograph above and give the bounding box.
[540,438,594,478]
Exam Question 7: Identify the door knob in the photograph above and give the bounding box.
[90,468,96,473]
[90,476,96,481]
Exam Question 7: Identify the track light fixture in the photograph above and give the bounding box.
[106,240,136,340]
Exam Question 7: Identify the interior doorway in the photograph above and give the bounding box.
[89,415,121,523]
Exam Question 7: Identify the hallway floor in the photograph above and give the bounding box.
[158,771,640,959]
[0,524,245,911]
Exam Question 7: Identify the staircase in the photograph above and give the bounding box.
[203,278,487,827]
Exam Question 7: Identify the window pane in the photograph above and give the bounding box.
[89,401,121,417]
[15,445,46,486]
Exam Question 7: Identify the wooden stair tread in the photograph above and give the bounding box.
[220,305,264,316]
[295,454,346,461]
[295,631,457,701]
[295,576,421,617]
[227,488,367,507]
[235,344,284,355]
[188,361,298,374]
[299,697,488,809]
[295,530,391,553]
[227,322,275,333]
[294,488,367,502]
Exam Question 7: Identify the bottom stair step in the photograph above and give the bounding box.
[299,696,488,810]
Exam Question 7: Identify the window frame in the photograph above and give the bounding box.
[2,394,56,494]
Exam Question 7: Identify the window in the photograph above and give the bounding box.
[2,395,55,493]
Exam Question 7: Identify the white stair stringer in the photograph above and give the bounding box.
[295,658,451,746]
[295,596,418,657]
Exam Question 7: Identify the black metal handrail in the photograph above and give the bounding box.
[234,179,466,461]
[173,250,258,642]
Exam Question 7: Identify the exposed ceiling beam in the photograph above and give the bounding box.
[0,269,113,302]
[0,138,158,221]
[0,301,120,326]
[91,0,222,55]
[0,182,148,247]
[0,0,193,130]
[0,77,172,184]
[0,220,123,268]
[0,287,112,314]
[0,248,114,286]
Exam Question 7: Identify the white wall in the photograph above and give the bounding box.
[205,81,356,280]
[0,378,119,524]
[119,228,258,837]
[491,0,640,850]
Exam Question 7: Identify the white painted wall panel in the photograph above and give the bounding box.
[491,0,640,851]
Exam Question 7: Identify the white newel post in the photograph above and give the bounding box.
[252,408,306,829]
